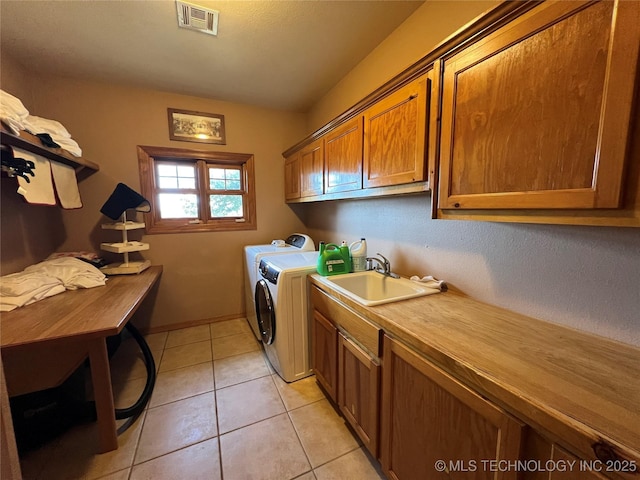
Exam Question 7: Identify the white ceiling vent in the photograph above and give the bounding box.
[176,1,219,36]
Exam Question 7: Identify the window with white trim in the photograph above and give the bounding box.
[137,145,257,233]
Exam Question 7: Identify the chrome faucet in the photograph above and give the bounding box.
[366,253,400,278]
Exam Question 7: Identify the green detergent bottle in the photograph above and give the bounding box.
[317,242,350,276]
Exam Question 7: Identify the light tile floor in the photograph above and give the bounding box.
[18,318,386,480]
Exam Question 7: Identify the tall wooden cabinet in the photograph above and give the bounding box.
[380,335,523,480]
[438,0,640,211]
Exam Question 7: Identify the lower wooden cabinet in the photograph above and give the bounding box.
[311,309,338,402]
[549,445,610,480]
[380,334,523,480]
[310,285,635,480]
[338,332,380,457]
[521,429,633,480]
[311,286,382,455]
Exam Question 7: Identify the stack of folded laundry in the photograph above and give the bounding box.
[1,89,84,208]
[0,89,82,156]
[0,257,107,312]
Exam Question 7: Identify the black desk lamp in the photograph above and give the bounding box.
[99,183,151,275]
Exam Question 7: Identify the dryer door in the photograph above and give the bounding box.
[254,279,275,345]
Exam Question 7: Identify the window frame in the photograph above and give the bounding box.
[137,145,257,234]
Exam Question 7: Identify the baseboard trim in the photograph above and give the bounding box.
[139,313,246,335]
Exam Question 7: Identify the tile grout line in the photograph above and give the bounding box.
[125,330,168,477]
[210,324,225,480]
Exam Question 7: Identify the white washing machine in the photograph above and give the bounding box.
[254,251,318,383]
[244,234,315,339]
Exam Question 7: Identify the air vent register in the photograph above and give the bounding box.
[176,1,219,36]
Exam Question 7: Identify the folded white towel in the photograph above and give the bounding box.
[0,271,65,311]
[0,283,66,311]
[23,115,72,139]
[50,137,82,157]
[0,270,61,297]
[0,257,106,311]
[24,257,106,290]
[410,275,447,291]
[23,115,83,157]
[0,89,30,134]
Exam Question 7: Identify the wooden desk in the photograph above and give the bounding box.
[0,266,162,453]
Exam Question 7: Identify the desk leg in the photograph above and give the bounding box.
[88,338,118,453]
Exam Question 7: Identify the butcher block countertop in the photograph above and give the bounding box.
[309,274,640,464]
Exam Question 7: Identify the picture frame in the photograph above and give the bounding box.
[167,108,226,145]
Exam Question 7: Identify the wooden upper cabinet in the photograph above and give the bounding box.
[324,117,363,194]
[364,75,428,188]
[438,0,640,210]
[300,138,324,197]
[284,152,301,201]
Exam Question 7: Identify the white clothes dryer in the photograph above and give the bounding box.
[244,234,315,340]
[254,251,318,383]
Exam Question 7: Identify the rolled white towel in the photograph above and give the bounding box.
[409,275,447,291]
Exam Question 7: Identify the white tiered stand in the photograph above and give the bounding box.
[100,212,151,275]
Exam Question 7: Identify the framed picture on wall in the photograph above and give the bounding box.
[167,108,226,145]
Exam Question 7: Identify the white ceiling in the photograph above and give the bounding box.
[0,0,424,112]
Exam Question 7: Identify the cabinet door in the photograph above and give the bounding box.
[324,117,363,194]
[380,335,523,480]
[550,445,610,480]
[311,309,338,402]
[363,75,428,188]
[300,138,324,197]
[284,152,300,201]
[338,333,380,457]
[438,0,640,210]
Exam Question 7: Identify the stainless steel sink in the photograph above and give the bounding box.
[315,271,439,306]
